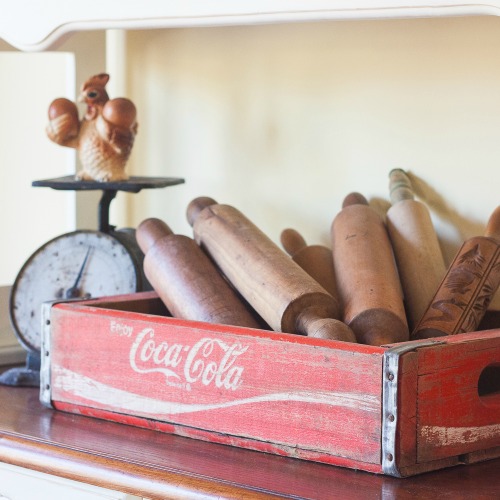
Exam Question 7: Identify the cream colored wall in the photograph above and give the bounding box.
[0,50,75,286]
[123,16,500,307]
[123,17,498,241]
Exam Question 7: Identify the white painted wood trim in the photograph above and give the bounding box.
[2,1,500,51]
[0,461,143,500]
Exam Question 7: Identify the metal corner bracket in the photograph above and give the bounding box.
[39,299,76,408]
[381,339,444,476]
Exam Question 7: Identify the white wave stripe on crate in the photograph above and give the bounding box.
[52,365,380,416]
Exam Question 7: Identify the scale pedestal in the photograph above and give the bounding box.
[32,175,185,232]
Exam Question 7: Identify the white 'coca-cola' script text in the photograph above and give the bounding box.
[129,328,248,391]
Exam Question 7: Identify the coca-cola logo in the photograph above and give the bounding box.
[129,328,248,391]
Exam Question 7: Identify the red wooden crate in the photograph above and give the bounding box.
[40,291,500,477]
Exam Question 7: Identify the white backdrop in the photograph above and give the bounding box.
[0,52,75,285]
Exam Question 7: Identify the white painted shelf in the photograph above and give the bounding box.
[1,0,500,51]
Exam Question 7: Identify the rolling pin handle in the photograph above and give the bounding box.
[280,228,307,257]
[342,192,369,208]
[485,205,500,240]
[388,169,415,204]
[136,218,173,253]
[296,308,356,342]
[187,196,218,226]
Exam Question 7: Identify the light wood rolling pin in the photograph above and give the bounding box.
[136,218,262,329]
[187,197,356,342]
[412,205,500,339]
[280,228,339,298]
[330,193,409,345]
[386,169,447,331]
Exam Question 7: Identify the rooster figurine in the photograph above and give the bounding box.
[46,73,138,182]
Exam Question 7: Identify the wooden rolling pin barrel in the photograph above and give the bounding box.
[412,205,500,339]
[187,197,356,342]
[280,228,339,298]
[331,193,410,345]
[386,169,447,330]
[136,218,262,329]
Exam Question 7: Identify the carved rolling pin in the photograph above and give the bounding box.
[187,197,356,342]
[331,193,409,345]
[412,206,500,339]
[136,218,262,329]
[386,169,447,330]
[280,228,339,298]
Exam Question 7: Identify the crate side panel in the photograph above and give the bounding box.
[416,331,500,462]
[48,306,384,464]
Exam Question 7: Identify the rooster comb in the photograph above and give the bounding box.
[81,73,110,91]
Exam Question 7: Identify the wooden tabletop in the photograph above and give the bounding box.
[0,381,498,499]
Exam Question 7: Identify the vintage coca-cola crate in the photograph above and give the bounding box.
[40,291,500,477]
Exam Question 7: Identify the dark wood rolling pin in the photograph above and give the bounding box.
[136,218,262,329]
[280,228,339,298]
[386,169,447,330]
[412,205,500,339]
[187,197,356,342]
[330,193,409,345]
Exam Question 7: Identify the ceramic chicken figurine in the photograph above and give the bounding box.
[46,73,138,182]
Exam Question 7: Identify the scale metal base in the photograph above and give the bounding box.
[0,352,40,386]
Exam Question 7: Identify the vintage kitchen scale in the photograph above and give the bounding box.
[0,174,183,387]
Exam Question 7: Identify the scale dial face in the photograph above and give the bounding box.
[10,230,140,353]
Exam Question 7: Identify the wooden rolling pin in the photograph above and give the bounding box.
[136,218,262,329]
[412,205,500,339]
[330,193,409,345]
[280,228,339,298]
[386,169,447,330]
[187,197,356,342]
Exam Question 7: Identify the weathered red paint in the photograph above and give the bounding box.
[44,292,500,476]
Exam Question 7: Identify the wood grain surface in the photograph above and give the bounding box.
[136,218,263,328]
[412,206,500,339]
[280,228,339,298]
[331,193,409,345]
[386,169,447,330]
[188,197,355,342]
